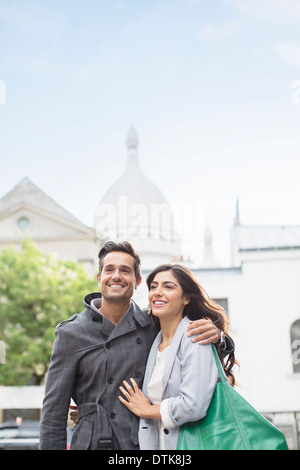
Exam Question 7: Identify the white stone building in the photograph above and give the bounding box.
[0,127,299,447]
[0,176,99,276]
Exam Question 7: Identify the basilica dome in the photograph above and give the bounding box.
[94,127,181,269]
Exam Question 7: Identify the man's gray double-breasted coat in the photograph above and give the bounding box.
[39,292,158,450]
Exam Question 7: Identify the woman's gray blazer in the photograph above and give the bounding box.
[138,316,219,450]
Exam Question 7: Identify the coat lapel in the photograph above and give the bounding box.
[161,317,190,395]
[142,331,162,398]
[143,317,190,399]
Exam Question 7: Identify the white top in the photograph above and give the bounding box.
[147,346,169,450]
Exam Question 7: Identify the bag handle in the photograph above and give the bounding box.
[211,345,250,448]
[211,345,227,384]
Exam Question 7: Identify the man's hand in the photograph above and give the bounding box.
[186,318,220,345]
[69,405,78,427]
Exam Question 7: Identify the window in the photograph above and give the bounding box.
[290,319,300,373]
[17,216,30,230]
[213,298,229,317]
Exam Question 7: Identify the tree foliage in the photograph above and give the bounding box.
[0,239,97,385]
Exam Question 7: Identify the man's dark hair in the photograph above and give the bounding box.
[98,241,141,280]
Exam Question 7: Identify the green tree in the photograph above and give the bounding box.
[0,239,97,385]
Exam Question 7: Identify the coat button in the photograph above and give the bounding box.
[105,343,111,349]
[110,412,116,419]
[107,377,114,384]
[164,428,169,434]
[135,337,142,344]
[135,370,142,378]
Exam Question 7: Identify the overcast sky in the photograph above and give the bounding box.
[1,0,300,266]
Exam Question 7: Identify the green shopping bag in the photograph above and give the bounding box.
[177,346,289,450]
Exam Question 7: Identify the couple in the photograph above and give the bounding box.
[39,241,235,450]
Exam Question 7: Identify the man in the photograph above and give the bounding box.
[40,241,232,450]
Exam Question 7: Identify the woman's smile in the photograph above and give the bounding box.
[152,300,167,306]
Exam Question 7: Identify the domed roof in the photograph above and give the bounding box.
[100,156,168,209]
[94,127,180,267]
[96,126,169,211]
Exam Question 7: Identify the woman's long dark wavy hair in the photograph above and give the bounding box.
[146,264,237,386]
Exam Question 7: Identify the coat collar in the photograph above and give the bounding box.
[161,316,190,393]
[142,316,190,397]
[84,292,153,340]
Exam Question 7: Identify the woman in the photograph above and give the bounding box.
[119,264,236,450]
